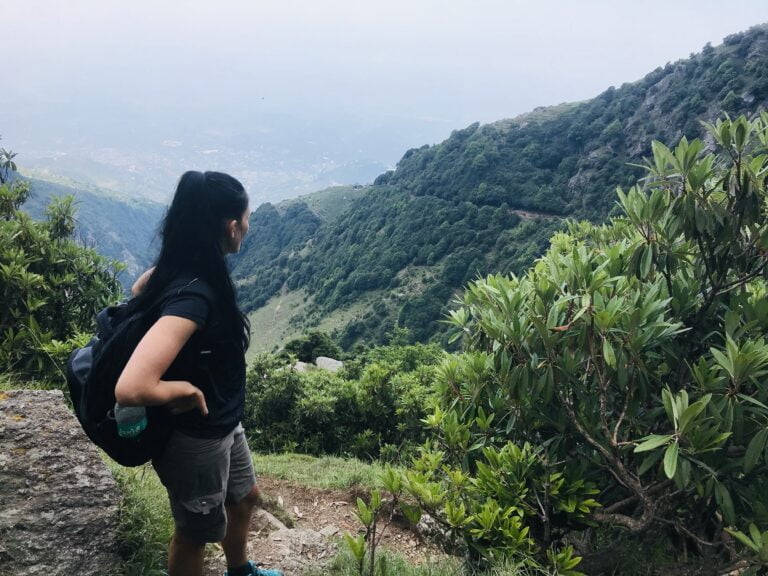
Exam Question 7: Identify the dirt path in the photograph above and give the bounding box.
[511,208,559,220]
[203,476,446,575]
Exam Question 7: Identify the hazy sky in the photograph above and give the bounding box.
[6,0,768,124]
[4,1,768,200]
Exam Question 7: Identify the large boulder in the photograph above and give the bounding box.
[314,357,343,373]
[0,389,122,576]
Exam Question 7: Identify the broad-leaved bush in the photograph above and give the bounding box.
[403,114,768,574]
[0,174,121,384]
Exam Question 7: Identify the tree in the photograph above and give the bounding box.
[283,330,341,362]
[402,114,768,574]
[0,147,121,382]
[0,137,19,184]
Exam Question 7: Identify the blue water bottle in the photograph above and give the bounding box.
[114,403,148,438]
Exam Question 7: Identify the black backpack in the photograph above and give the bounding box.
[66,277,214,467]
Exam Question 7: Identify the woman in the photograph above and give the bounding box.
[115,171,282,576]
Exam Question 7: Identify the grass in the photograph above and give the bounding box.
[284,185,370,223]
[302,548,552,576]
[0,372,52,391]
[0,373,16,391]
[484,560,553,576]
[244,288,309,356]
[245,289,378,359]
[304,547,464,576]
[108,462,174,576]
[243,261,443,359]
[252,452,391,490]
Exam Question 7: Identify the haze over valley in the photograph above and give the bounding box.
[6,1,768,206]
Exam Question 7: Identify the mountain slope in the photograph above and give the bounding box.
[22,176,164,286]
[233,24,768,350]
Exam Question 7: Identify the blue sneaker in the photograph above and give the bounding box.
[224,560,283,576]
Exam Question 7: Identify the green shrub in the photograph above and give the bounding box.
[243,353,305,452]
[0,169,121,385]
[402,114,768,574]
[283,330,342,362]
[243,344,442,458]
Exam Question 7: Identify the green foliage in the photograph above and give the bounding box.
[108,463,174,575]
[341,467,556,576]
[343,472,415,576]
[243,343,443,459]
[402,113,768,573]
[283,330,342,362]
[304,547,463,576]
[243,353,305,452]
[0,141,18,184]
[233,201,322,309]
[725,524,768,574]
[20,175,163,290]
[0,168,122,384]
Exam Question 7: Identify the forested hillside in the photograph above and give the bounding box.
[21,176,163,286]
[233,24,768,348]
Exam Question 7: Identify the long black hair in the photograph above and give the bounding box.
[133,170,250,350]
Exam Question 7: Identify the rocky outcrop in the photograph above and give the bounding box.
[314,357,343,373]
[249,510,337,576]
[293,361,311,373]
[0,389,121,576]
[291,357,344,373]
[205,509,337,576]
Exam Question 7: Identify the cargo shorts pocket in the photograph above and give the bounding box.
[180,492,225,516]
[175,491,227,542]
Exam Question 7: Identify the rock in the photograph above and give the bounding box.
[319,525,339,537]
[315,357,343,372]
[0,389,121,576]
[292,361,311,373]
[258,528,336,576]
[416,513,461,554]
[252,509,289,533]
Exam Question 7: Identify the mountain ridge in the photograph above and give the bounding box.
[233,23,768,350]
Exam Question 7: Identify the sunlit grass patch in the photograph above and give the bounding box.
[253,452,392,490]
[0,373,15,391]
[0,372,50,391]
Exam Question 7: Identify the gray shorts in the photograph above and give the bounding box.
[152,423,256,543]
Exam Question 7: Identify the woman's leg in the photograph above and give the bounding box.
[168,530,206,576]
[221,484,262,566]
[153,429,234,575]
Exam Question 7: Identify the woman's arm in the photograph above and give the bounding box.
[115,315,208,416]
[131,266,156,296]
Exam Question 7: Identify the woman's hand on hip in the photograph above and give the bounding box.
[165,382,209,416]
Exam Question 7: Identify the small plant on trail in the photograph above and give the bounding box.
[343,467,422,576]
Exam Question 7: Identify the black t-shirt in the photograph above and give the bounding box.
[158,278,247,439]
